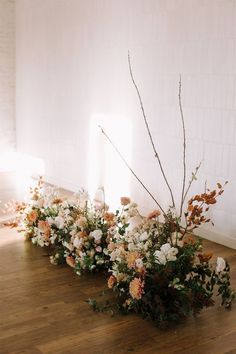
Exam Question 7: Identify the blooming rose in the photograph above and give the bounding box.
[107,275,117,289]
[216,257,226,273]
[38,220,51,239]
[108,242,116,252]
[129,278,144,300]
[54,216,65,229]
[198,252,213,263]
[90,229,103,243]
[126,251,140,269]
[147,209,161,219]
[27,210,38,223]
[95,246,102,253]
[66,256,76,268]
[139,231,149,242]
[120,197,131,206]
[135,258,144,269]
[76,216,87,228]
[154,243,178,265]
[104,212,115,223]
[73,237,83,249]
[127,215,143,231]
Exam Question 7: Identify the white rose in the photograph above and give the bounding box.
[154,250,167,265]
[127,215,143,231]
[216,257,226,273]
[166,247,178,262]
[54,216,65,229]
[73,237,83,249]
[139,231,149,242]
[160,243,171,255]
[63,241,74,252]
[135,258,144,268]
[90,229,103,242]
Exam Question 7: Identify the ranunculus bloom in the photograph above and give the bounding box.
[107,275,117,289]
[147,209,161,219]
[38,220,50,239]
[198,252,213,263]
[66,256,76,268]
[52,198,63,205]
[216,257,226,273]
[104,212,115,223]
[27,210,38,223]
[129,278,144,300]
[120,197,131,206]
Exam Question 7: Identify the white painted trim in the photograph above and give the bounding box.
[43,175,81,194]
[195,228,236,250]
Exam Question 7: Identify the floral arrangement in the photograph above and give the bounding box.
[106,189,233,327]
[6,178,114,274]
[5,55,234,328]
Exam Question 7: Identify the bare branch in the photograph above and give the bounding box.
[99,125,166,215]
[182,161,202,205]
[128,51,175,208]
[179,75,187,218]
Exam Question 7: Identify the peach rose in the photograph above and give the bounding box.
[126,251,140,269]
[198,252,213,263]
[66,256,76,268]
[76,216,87,228]
[107,275,117,289]
[147,209,161,219]
[52,198,63,205]
[27,210,38,223]
[108,242,116,252]
[38,220,50,239]
[120,197,131,206]
[129,278,144,300]
[104,212,115,223]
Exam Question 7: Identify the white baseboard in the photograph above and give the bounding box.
[196,227,236,250]
[41,175,81,194]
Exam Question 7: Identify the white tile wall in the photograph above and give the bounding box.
[15,0,236,248]
[0,0,15,153]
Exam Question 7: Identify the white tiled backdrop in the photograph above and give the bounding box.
[14,0,236,248]
[0,0,15,153]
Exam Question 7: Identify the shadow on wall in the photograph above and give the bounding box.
[87,114,132,209]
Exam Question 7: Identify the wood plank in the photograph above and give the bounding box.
[0,228,236,354]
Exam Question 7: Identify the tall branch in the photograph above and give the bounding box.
[179,75,187,218]
[182,161,202,206]
[128,52,175,208]
[99,125,166,215]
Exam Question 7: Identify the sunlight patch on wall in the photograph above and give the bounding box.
[87,114,132,209]
[0,152,45,200]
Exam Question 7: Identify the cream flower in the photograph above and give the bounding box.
[216,257,226,273]
[129,278,144,300]
[139,231,149,242]
[90,229,103,242]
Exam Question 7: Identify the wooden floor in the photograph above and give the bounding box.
[0,228,235,354]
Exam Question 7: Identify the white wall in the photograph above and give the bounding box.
[0,0,15,153]
[16,0,236,248]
